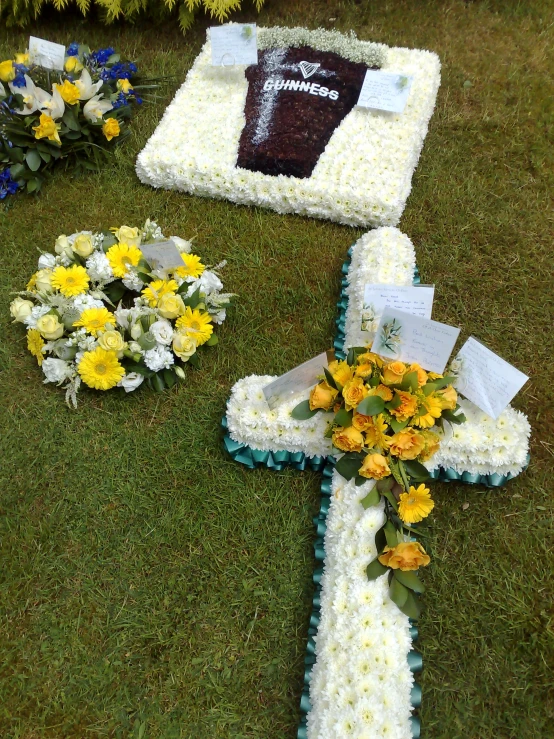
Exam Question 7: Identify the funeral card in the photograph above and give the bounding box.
[210,24,258,66]
[361,284,434,333]
[29,36,66,71]
[453,336,529,419]
[357,70,414,114]
[263,350,335,410]
[140,240,184,271]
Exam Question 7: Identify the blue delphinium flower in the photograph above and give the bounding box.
[0,168,19,199]
[67,42,80,56]
[91,47,115,66]
[11,73,26,88]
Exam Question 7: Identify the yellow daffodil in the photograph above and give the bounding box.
[175,307,213,346]
[55,79,80,105]
[175,253,205,279]
[116,78,133,93]
[106,242,143,278]
[78,348,125,390]
[27,329,45,366]
[73,307,116,336]
[15,52,30,65]
[51,265,90,297]
[32,113,62,145]
[102,117,120,141]
[398,484,435,523]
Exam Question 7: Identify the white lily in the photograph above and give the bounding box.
[8,74,44,115]
[75,69,103,101]
[0,81,6,99]
[83,94,113,123]
[36,85,65,120]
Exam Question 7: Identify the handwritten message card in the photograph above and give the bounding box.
[210,24,258,66]
[140,240,184,271]
[371,308,460,374]
[29,36,66,71]
[454,337,528,419]
[263,350,335,410]
[357,70,413,113]
[361,284,434,333]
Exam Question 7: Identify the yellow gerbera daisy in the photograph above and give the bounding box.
[78,348,125,390]
[413,394,443,428]
[174,253,205,279]
[398,484,435,523]
[175,307,213,346]
[51,265,90,297]
[27,329,45,366]
[27,272,38,291]
[141,279,179,307]
[73,307,116,336]
[106,242,143,279]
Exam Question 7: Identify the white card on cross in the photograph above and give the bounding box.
[29,36,66,71]
[210,24,258,66]
[263,350,335,410]
[140,240,184,271]
[357,70,413,113]
[361,284,434,333]
[371,307,460,374]
[453,336,529,419]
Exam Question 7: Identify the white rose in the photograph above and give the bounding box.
[170,236,192,254]
[38,253,56,270]
[118,372,145,393]
[42,357,73,384]
[10,297,34,322]
[113,225,141,248]
[73,233,94,258]
[35,269,53,292]
[172,332,197,361]
[150,319,174,346]
[55,235,74,260]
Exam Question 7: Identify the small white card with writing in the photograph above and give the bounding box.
[263,350,335,410]
[210,24,258,67]
[357,70,413,113]
[361,284,434,333]
[371,308,460,374]
[140,240,184,271]
[453,337,528,419]
[29,36,66,71]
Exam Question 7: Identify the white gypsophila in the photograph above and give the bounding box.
[41,358,74,385]
[143,345,174,372]
[136,27,441,228]
[150,319,174,345]
[122,271,145,291]
[118,372,145,393]
[86,251,114,283]
[170,235,192,253]
[141,219,164,242]
[23,303,52,329]
[306,473,414,739]
[38,253,56,270]
[72,294,104,313]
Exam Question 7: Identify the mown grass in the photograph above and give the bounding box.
[1,1,553,737]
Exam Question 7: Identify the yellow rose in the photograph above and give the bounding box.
[309,381,338,411]
[103,117,120,141]
[352,412,374,433]
[355,362,374,378]
[10,298,34,322]
[359,453,390,480]
[389,390,419,422]
[64,56,83,73]
[173,332,197,361]
[409,363,428,387]
[419,430,441,462]
[113,226,141,248]
[35,269,53,292]
[437,384,457,410]
[372,384,393,401]
[378,542,430,571]
[357,351,383,368]
[387,427,426,460]
[55,79,80,105]
[36,314,64,340]
[158,293,186,319]
[0,60,15,83]
[328,359,353,387]
[72,233,94,258]
[55,235,73,258]
[382,361,408,385]
[332,426,364,453]
[98,330,126,356]
[342,376,369,411]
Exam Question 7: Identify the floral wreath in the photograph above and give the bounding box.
[10,220,234,406]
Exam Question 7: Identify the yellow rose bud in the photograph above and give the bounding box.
[309,381,338,411]
[409,363,428,387]
[342,376,369,411]
[436,384,457,410]
[113,225,141,248]
[332,426,364,453]
[72,233,94,258]
[387,427,426,460]
[0,60,15,83]
[10,297,34,322]
[158,293,186,320]
[64,56,83,73]
[382,361,408,385]
[328,359,353,387]
[35,269,53,292]
[389,390,419,422]
[98,330,126,356]
[378,541,430,571]
[36,313,64,340]
[173,332,197,361]
[102,117,120,141]
[359,453,391,480]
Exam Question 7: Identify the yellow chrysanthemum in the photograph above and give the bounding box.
[73,307,116,336]
[364,413,389,450]
[142,279,179,307]
[27,272,38,291]
[106,242,143,279]
[175,307,213,346]
[27,329,44,366]
[174,253,205,279]
[413,394,443,428]
[398,484,435,523]
[55,79,80,105]
[78,348,125,390]
[51,265,90,297]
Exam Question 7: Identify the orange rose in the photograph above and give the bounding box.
[332,426,364,453]
[409,363,428,387]
[387,427,426,460]
[389,390,419,421]
[382,361,408,385]
[419,430,441,461]
[436,384,457,410]
[359,453,390,480]
[342,376,369,411]
[309,381,338,411]
[378,541,430,571]
[328,359,353,387]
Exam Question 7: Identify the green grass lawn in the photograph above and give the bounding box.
[1,1,553,737]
